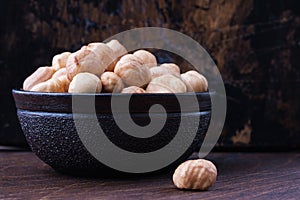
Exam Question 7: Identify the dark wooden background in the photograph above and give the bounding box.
[0,0,299,149]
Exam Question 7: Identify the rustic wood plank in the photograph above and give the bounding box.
[1,152,300,199]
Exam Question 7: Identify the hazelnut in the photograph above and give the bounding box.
[23,66,56,91]
[52,52,71,70]
[66,47,105,80]
[150,66,169,79]
[181,70,208,92]
[173,159,217,190]
[106,40,127,71]
[106,40,127,57]
[146,74,187,93]
[30,78,65,93]
[51,68,70,92]
[100,72,124,93]
[160,63,181,75]
[133,50,157,68]
[121,86,146,93]
[150,65,180,79]
[57,75,70,92]
[52,68,68,79]
[87,42,115,71]
[68,72,102,93]
[114,54,151,87]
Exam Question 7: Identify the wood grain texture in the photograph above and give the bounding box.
[0,0,299,148]
[1,152,300,199]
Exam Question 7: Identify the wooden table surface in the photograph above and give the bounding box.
[1,151,300,200]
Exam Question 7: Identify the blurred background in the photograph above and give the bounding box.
[0,0,299,150]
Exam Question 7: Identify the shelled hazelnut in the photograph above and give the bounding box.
[65,42,122,81]
[181,70,208,92]
[23,66,56,91]
[68,72,102,93]
[160,63,181,75]
[173,159,217,190]
[30,78,65,93]
[52,52,71,70]
[114,54,151,88]
[121,86,146,93]
[146,74,187,93]
[100,72,124,93]
[133,50,157,68]
[106,40,127,71]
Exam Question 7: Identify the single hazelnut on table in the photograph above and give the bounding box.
[66,47,106,80]
[121,86,146,93]
[30,78,65,93]
[114,54,151,88]
[68,72,102,93]
[146,74,187,93]
[173,159,217,190]
[52,52,71,70]
[23,66,56,91]
[100,72,124,93]
[106,40,127,72]
[133,50,157,68]
[181,70,208,92]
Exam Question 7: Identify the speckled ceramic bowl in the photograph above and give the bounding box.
[12,90,211,175]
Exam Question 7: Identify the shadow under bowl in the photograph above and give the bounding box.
[12,90,211,176]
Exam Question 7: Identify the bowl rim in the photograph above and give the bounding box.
[12,89,213,97]
[12,89,212,113]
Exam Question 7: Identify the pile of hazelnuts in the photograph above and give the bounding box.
[23,40,208,94]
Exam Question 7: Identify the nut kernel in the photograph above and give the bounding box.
[173,159,217,190]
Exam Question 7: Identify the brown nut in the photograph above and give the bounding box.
[52,68,70,92]
[66,43,114,80]
[100,72,124,93]
[106,40,127,57]
[57,75,70,92]
[52,68,68,79]
[114,54,151,87]
[121,86,146,93]
[23,66,56,91]
[66,48,97,79]
[181,70,208,92]
[160,63,181,75]
[52,52,71,70]
[80,45,87,50]
[146,74,187,93]
[150,65,180,79]
[173,159,217,190]
[133,50,157,68]
[66,47,106,80]
[87,42,115,71]
[30,78,65,93]
[68,72,102,93]
[106,40,127,71]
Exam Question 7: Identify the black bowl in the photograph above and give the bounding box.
[12,90,211,175]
